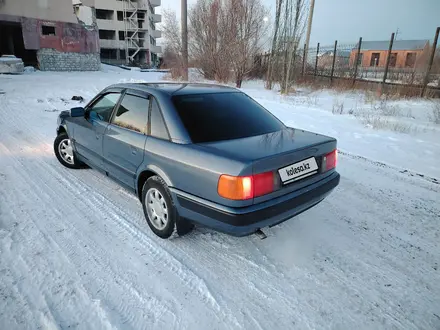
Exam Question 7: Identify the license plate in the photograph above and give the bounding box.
[278,157,318,183]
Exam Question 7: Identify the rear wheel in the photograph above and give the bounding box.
[142,176,178,239]
[54,132,83,169]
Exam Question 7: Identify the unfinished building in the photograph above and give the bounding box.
[0,0,100,71]
[95,0,161,66]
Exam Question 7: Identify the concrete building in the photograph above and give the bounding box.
[94,0,162,66]
[0,0,100,71]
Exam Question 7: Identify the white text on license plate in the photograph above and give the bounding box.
[278,157,318,183]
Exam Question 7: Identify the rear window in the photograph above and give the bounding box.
[172,92,284,143]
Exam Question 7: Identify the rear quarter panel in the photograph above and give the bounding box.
[139,137,253,207]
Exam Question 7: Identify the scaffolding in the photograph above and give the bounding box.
[122,0,148,64]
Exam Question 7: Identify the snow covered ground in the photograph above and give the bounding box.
[0,66,439,330]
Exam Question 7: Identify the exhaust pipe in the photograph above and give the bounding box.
[255,229,267,240]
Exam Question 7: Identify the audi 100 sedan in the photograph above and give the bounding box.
[54,83,340,239]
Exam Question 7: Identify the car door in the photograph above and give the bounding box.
[73,91,122,169]
[102,90,149,190]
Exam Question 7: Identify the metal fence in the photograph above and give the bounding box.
[269,26,440,97]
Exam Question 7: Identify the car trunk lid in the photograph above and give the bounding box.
[199,128,337,204]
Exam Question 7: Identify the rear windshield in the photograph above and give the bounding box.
[172,92,285,143]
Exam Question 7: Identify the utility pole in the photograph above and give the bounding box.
[181,0,189,80]
[303,0,315,74]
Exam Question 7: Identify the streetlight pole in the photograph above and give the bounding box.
[181,0,188,80]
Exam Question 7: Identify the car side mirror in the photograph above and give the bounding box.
[70,107,85,117]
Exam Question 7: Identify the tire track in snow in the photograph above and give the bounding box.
[51,167,240,328]
[338,150,439,186]
[0,108,182,328]
[0,142,118,330]
[0,138,180,329]
[284,158,440,329]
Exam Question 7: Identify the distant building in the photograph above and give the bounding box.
[317,50,351,69]
[94,0,162,66]
[349,40,430,69]
[0,0,100,71]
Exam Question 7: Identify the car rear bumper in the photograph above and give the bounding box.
[170,171,340,237]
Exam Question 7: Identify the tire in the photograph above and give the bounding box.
[141,176,192,239]
[53,132,83,169]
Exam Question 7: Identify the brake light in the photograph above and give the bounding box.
[254,172,274,197]
[218,171,275,200]
[323,149,338,171]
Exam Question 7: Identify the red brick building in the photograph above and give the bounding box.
[349,40,430,69]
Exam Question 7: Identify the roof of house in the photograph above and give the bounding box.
[320,50,351,57]
[356,40,429,51]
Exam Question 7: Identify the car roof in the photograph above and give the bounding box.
[107,82,239,96]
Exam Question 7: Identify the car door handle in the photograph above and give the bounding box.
[96,133,100,140]
[131,147,137,155]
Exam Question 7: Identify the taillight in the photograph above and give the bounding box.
[217,175,253,200]
[323,149,338,171]
[218,171,275,200]
[253,172,274,197]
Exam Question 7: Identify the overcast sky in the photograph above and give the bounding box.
[158,0,439,47]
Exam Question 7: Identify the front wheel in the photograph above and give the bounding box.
[54,132,83,169]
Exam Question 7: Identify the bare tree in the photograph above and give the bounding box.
[189,0,268,86]
[189,0,230,82]
[282,0,306,93]
[265,0,307,93]
[223,0,268,87]
[265,0,284,90]
[161,10,183,77]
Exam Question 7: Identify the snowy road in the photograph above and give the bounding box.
[0,70,439,330]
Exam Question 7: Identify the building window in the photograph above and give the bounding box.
[100,48,118,61]
[99,30,116,40]
[96,9,114,20]
[389,53,397,67]
[405,53,416,68]
[138,33,146,47]
[119,31,125,41]
[117,11,124,21]
[370,53,380,67]
[41,25,56,36]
